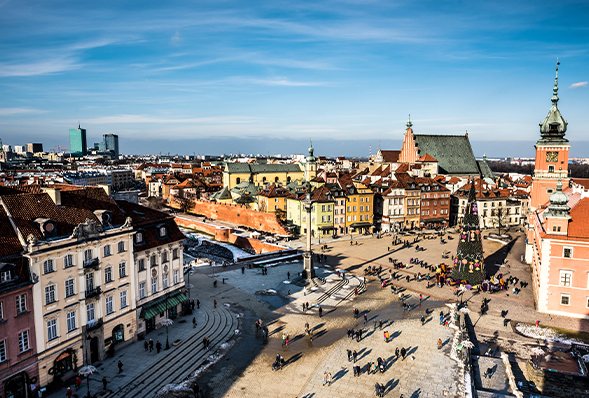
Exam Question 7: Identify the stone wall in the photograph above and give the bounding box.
[169,196,291,236]
[174,216,286,255]
[526,360,589,397]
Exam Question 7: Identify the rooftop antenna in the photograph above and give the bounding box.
[78,121,80,129]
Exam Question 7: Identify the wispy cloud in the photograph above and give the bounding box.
[570,81,588,89]
[0,107,48,115]
[171,31,182,45]
[249,77,326,86]
[84,114,259,124]
[0,58,80,77]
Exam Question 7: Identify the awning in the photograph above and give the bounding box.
[349,222,373,228]
[319,226,335,230]
[139,291,188,320]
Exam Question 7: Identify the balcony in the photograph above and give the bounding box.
[83,258,100,270]
[86,317,103,332]
[85,286,101,299]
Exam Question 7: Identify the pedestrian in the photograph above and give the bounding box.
[282,333,286,346]
[323,371,328,386]
[144,340,149,351]
[440,314,444,325]
[379,319,383,330]
[193,317,197,328]
[419,294,422,304]
[288,289,291,295]
[395,347,399,359]
[118,360,123,373]
[102,376,108,391]
[75,376,81,390]
[287,272,290,279]
[373,319,377,330]
[214,280,217,288]
[156,340,162,353]
[327,372,332,386]
[535,320,539,327]
[353,365,358,377]
[66,387,73,398]
[384,330,390,343]
[196,299,200,309]
[149,339,153,352]
[304,286,307,296]
[318,306,323,317]
[421,315,425,326]
[364,312,368,325]
[401,347,406,360]
[347,349,352,361]
[438,338,443,349]
[354,288,358,296]
[214,299,217,308]
[242,266,245,274]
[353,350,358,363]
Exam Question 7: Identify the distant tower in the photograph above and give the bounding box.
[399,115,418,164]
[69,124,87,157]
[451,180,487,285]
[304,139,317,181]
[103,134,119,157]
[530,61,570,210]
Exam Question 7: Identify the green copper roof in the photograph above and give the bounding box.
[538,62,568,144]
[413,134,480,175]
[477,160,494,180]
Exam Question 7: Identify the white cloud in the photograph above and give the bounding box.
[570,81,588,89]
[171,31,182,45]
[249,77,325,86]
[0,58,80,77]
[0,107,48,115]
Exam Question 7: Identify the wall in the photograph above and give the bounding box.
[174,216,286,254]
[526,360,589,397]
[170,197,291,236]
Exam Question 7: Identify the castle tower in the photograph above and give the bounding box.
[304,139,317,181]
[451,180,486,285]
[530,61,570,210]
[399,116,418,164]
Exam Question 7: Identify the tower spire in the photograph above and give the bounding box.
[406,114,412,128]
[552,58,560,106]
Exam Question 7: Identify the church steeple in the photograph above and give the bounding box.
[539,60,568,144]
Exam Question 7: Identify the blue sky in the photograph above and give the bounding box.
[1,0,588,157]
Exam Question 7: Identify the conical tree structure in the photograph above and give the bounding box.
[451,180,486,285]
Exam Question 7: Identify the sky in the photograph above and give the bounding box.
[1,0,588,157]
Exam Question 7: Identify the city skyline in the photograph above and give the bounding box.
[1,0,588,156]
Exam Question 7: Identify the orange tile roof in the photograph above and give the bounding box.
[417,153,437,162]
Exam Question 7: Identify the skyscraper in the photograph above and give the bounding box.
[69,125,87,157]
[103,134,119,158]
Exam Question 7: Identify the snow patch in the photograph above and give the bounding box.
[515,323,584,344]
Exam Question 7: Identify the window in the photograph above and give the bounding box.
[163,274,168,289]
[151,255,157,267]
[16,294,26,313]
[105,267,113,283]
[135,232,143,243]
[65,279,75,297]
[139,282,146,299]
[328,205,331,211]
[560,294,570,306]
[322,205,325,212]
[335,209,338,215]
[174,270,179,285]
[173,249,178,259]
[560,271,572,287]
[360,215,363,221]
[0,301,3,320]
[18,331,29,352]
[366,205,369,212]
[45,285,56,304]
[87,303,95,322]
[104,245,111,257]
[152,278,157,294]
[564,248,572,258]
[353,206,356,212]
[0,340,5,362]
[347,216,351,222]
[64,254,74,268]
[43,259,54,274]
[119,263,126,278]
[106,296,114,315]
[67,311,76,332]
[162,251,168,263]
[360,206,364,212]
[86,273,94,291]
[353,215,357,221]
[118,241,125,253]
[360,197,364,203]
[159,226,167,237]
[0,270,10,282]
[120,291,128,308]
[84,249,93,261]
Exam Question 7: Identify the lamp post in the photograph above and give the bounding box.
[165,293,170,350]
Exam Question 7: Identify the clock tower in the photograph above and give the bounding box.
[530,62,570,210]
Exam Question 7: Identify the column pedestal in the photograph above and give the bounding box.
[303,250,315,279]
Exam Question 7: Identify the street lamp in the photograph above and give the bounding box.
[165,293,170,350]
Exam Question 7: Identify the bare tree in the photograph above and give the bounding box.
[491,206,510,235]
[146,197,165,210]
[176,197,194,213]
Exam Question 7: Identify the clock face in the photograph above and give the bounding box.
[546,151,558,163]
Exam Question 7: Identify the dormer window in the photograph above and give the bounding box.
[94,210,112,226]
[1,270,11,282]
[35,218,57,238]
[135,232,143,244]
[159,226,167,237]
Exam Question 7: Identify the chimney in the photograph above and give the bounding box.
[42,187,61,206]
[98,184,111,196]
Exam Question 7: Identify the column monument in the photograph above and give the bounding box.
[301,192,316,279]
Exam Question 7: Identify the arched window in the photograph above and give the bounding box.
[275,177,279,182]
[287,176,291,183]
[236,177,241,184]
[263,177,267,183]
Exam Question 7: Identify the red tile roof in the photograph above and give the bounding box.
[417,153,437,162]
[567,197,589,239]
[380,150,400,163]
[0,206,23,257]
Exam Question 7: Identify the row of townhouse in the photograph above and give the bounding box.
[0,185,186,396]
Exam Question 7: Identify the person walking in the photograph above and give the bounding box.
[379,319,383,330]
[214,299,217,308]
[401,347,406,360]
[384,330,390,343]
[421,315,425,326]
[156,340,162,353]
[75,376,81,390]
[395,347,399,359]
[144,340,149,351]
[193,317,197,328]
[287,272,290,280]
[323,371,328,386]
[66,387,73,398]
[309,329,314,341]
[149,339,154,352]
[102,376,108,391]
[363,312,368,325]
[353,350,358,363]
[437,338,443,349]
[318,306,323,317]
[327,372,332,386]
[440,313,445,325]
[118,360,123,373]
[347,349,352,362]
[196,299,200,309]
